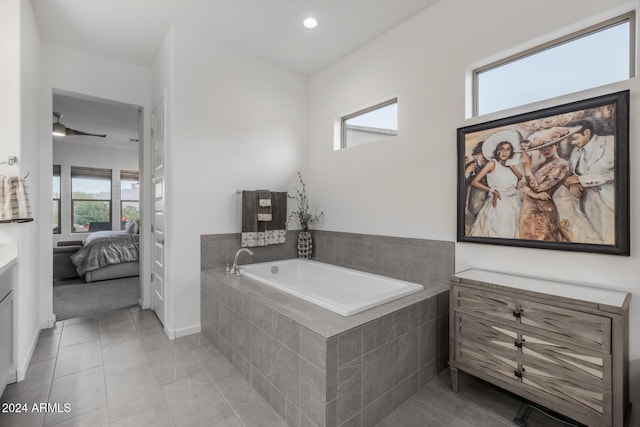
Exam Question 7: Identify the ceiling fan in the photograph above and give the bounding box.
[52,112,106,138]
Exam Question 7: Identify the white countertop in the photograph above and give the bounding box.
[454,269,629,309]
[0,243,18,301]
[0,243,18,276]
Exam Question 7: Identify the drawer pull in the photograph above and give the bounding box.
[514,369,524,378]
[514,340,524,348]
[512,309,522,318]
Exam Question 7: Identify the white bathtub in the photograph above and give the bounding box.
[240,259,424,316]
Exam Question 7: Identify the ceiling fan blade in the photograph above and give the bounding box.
[64,127,107,138]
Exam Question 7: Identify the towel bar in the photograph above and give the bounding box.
[0,156,17,166]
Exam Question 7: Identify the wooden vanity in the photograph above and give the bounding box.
[449,269,631,427]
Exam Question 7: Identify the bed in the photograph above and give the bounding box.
[70,228,140,283]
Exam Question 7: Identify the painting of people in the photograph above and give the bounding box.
[457,90,629,255]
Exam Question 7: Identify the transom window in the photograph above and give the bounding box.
[70,166,112,233]
[338,98,398,149]
[474,13,634,116]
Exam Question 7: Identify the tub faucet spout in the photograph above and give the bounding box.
[230,248,254,276]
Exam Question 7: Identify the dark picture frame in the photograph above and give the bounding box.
[457,90,629,255]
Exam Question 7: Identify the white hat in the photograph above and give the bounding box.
[482,130,523,162]
[523,126,582,151]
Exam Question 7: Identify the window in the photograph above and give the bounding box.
[474,13,634,116]
[339,98,398,149]
[71,166,112,233]
[52,165,61,234]
[120,170,140,230]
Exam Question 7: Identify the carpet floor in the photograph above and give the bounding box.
[53,276,140,320]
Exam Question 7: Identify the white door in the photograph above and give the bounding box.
[151,99,166,325]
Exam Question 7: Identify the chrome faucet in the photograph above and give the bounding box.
[229,248,254,276]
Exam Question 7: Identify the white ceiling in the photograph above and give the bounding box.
[31,0,440,77]
[37,0,439,145]
[52,93,140,150]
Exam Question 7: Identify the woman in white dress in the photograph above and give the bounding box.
[469,130,523,238]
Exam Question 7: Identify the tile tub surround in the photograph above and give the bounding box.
[312,231,454,287]
[201,231,299,271]
[201,267,449,427]
[201,230,455,289]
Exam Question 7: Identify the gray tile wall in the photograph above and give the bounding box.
[312,231,454,287]
[201,231,299,270]
[201,273,449,427]
[201,230,454,426]
[202,230,454,288]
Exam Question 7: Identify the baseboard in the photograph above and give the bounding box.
[165,323,201,340]
[0,368,17,397]
[41,313,56,329]
[16,325,40,382]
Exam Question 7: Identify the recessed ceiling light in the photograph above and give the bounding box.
[303,17,318,29]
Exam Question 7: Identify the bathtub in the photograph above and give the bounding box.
[240,258,424,316]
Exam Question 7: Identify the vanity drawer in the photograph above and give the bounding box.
[519,299,611,354]
[452,285,520,325]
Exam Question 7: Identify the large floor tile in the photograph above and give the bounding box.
[101,338,148,375]
[139,333,176,363]
[149,345,202,386]
[130,310,163,335]
[0,394,47,427]
[48,407,109,427]
[161,371,238,426]
[39,321,63,337]
[1,308,584,427]
[377,398,435,427]
[412,384,512,427]
[30,334,61,363]
[191,344,237,382]
[97,308,132,326]
[108,404,175,427]
[59,321,100,348]
[98,318,137,347]
[54,340,103,379]
[105,365,165,423]
[1,359,55,402]
[44,366,107,426]
[214,374,288,427]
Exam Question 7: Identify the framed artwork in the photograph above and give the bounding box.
[457,90,629,255]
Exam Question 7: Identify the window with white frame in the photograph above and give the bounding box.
[339,98,398,149]
[70,166,112,233]
[120,170,140,230]
[474,13,634,116]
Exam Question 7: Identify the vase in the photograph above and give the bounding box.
[297,231,312,259]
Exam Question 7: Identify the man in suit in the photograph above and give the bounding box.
[563,119,615,244]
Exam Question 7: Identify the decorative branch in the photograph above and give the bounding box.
[287,172,324,231]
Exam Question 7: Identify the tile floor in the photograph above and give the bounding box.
[0,307,570,427]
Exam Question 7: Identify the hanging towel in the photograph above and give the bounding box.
[256,189,272,222]
[0,176,33,223]
[266,192,287,245]
[240,190,287,246]
[241,190,258,247]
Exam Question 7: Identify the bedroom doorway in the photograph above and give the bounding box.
[51,91,143,320]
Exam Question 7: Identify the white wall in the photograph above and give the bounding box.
[308,0,640,423]
[0,0,42,380]
[39,41,152,327]
[152,25,307,336]
[52,139,139,244]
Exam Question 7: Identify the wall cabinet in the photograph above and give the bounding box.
[450,269,631,427]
